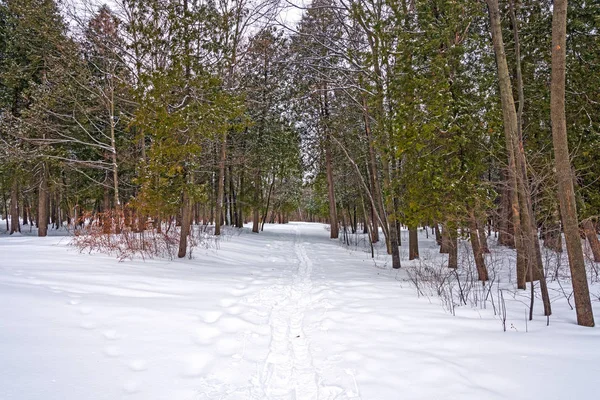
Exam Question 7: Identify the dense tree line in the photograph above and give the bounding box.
[0,0,598,326]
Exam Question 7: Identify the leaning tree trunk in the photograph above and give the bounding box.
[550,0,594,326]
[508,0,547,295]
[487,1,550,316]
[583,219,600,262]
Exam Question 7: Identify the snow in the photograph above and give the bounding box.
[1,222,599,400]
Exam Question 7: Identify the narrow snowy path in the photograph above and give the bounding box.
[1,222,600,400]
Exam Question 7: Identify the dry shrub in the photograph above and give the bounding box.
[71,211,216,260]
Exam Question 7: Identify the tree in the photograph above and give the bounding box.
[550,0,594,327]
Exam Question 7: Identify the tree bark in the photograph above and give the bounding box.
[583,219,600,262]
[448,225,458,269]
[177,189,192,259]
[550,0,593,326]
[409,227,419,260]
[252,171,260,233]
[261,174,275,232]
[434,224,442,246]
[38,165,49,237]
[440,224,450,254]
[470,213,489,281]
[478,218,490,254]
[9,179,20,234]
[325,130,338,239]
[236,171,244,228]
[214,131,227,236]
[487,1,550,316]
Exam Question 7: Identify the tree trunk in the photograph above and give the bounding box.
[252,172,260,233]
[325,131,338,239]
[550,0,593,326]
[434,224,442,246]
[177,190,192,259]
[542,219,563,252]
[22,195,29,225]
[362,91,385,244]
[214,131,227,236]
[583,219,600,262]
[236,172,244,228]
[478,218,490,254]
[470,214,489,282]
[9,179,20,234]
[109,81,121,235]
[38,166,49,237]
[440,225,450,254]
[409,227,419,260]
[448,226,458,269]
[487,0,549,313]
[498,180,515,247]
[261,174,275,232]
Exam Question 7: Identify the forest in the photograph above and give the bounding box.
[1,0,600,329]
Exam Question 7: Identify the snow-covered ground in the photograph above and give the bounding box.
[1,222,599,400]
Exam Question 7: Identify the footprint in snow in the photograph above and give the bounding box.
[103,345,122,358]
[128,359,147,372]
[219,298,237,308]
[202,311,223,324]
[80,320,96,330]
[122,380,141,394]
[68,299,81,305]
[180,352,213,378]
[79,306,92,315]
[102,329,119,340]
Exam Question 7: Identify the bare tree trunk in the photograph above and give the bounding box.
[448,225,458,269]
[215,132,227,236]
[252,171,260,233]
[409,227,419,260]
[583,219,600,262]
[22,195,28,225]
[487,1,549,313]
[362,96,384,243]
[550,0,594,326]
[508,0,547,296]
[109,80,120,234]
[441,224,450,254]
[9,179,20,234]
[470,213,489,281]
[325,131,338,239]
[478,218,490,254]
[236,173,244,228]
[382,159,401,269]
[2,183,9,231]
[542,218,563,252]
[261,174,275,232]
[38,165,48,237]
[434,224,442,246]
[498,180,515,247]
[178,190,192,259]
